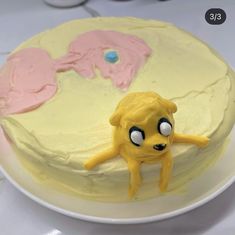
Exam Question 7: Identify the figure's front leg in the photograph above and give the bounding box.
[173,133,209,147]
[84,147,119,170]
[126,158,142,198]
[159,151,173,192]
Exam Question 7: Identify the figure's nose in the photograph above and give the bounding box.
[153,144,166,151]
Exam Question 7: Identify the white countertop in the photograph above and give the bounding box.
[1,0,235,234]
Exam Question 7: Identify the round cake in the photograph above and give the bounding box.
[0,17,235,202]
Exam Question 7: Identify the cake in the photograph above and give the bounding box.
[0,17,235,202]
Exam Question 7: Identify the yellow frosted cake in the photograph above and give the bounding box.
[0,17,235,202]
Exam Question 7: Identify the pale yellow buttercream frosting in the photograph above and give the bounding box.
[0,17,235,201]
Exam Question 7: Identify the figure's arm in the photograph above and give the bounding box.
[159,151,173,192]
[126,158,142,198]
[173,133,209,147]
[84,147,119,170]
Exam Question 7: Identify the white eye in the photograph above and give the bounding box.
[129,126,145,146]
[158,118,172,136]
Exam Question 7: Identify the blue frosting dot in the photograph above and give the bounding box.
[104,51,119,63]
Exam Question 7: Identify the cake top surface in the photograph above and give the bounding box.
[0,17,234,172]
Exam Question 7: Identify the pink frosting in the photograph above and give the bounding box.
[0,30,151,116]
[55,30,151,89]
[0,48,57,116]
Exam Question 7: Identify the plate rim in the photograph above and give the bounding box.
[0,164,235,225]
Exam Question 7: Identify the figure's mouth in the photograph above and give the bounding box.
[153,144,166,151]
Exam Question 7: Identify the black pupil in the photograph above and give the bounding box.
[129,126,145,147]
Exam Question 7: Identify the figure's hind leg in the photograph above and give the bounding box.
[159,151,173,192]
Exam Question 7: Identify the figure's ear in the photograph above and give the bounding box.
[167,100,177,113]
[109,110,122,126]
[160,98,177,113]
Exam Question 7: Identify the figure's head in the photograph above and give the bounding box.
[110,92,177,159]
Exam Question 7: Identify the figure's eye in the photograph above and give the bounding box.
[158,118,172,137]
[129,126,145,147]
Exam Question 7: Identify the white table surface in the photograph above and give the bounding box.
[0,0,235,234]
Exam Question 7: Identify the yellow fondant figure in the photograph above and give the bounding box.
[84,92,209,198]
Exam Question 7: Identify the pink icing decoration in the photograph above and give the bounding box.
[0,30,151,116]
[0,48,57,115]
[55,30,151,89]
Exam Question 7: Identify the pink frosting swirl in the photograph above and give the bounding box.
[55,30,151,89]
[0,48,57,116]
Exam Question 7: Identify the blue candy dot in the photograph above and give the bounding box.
[104,51,119,63]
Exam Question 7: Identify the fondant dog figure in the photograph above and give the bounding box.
[84,92,209,198]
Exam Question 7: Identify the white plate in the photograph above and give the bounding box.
[0,127,235,224]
